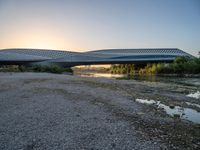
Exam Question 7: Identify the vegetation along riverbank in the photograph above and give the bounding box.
[110,57,200,77]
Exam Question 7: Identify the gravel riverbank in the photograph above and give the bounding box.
[0,73,199,150]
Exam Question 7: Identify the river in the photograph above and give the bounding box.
[73,71,200,124]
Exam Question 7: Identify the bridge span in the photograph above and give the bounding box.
[0,48,193,67]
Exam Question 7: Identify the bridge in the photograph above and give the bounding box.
[0,48,193,67]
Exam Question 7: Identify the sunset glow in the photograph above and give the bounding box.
[0,0,200,55]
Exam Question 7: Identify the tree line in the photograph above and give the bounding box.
[110,57,200,75]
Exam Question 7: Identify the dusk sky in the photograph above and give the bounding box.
[0,0,199,56]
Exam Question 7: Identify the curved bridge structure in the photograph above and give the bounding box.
[0,48,193,67]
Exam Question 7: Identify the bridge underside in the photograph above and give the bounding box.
[0,48,193,67]
[0,59,175,68]
[45,60,174,67]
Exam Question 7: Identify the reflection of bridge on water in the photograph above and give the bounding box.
[0,48,193,67]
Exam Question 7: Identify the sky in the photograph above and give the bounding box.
[0,0,199,56]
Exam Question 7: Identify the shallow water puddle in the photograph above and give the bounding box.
[135,98,156,104]
[136,98,200,124]
[186,102,200,109]
[187,91,200,99]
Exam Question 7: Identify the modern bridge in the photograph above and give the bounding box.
[0,48,193,67]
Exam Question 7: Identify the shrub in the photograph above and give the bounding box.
[0,65,20,72]
[0,64,73,74]
[122,57,200,75]
[110,64,135,75]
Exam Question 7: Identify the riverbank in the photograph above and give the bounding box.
[0,73,200,149]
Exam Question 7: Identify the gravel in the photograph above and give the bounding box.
[0,72,196,149]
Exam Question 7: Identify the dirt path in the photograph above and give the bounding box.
[0,73,199,150]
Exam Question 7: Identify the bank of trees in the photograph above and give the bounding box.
[110,64,135,75]
[110,57,200,75]
[0,64,73,74]
[155,57,200,74]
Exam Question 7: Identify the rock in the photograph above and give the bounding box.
[137,112,145,115]
[173,114,180,118]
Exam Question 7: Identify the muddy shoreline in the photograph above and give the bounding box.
[0,73,200,149]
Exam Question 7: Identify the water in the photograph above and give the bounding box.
[74,71,200,123]
[75,72,125,78]
[135,98,200,124]
[74,71,200,87]
[135,98,156,105]
[186,102,200,109]
[187,91,200,99]
[74,72,158,81]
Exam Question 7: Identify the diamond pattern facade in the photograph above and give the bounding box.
[0,48,193,66]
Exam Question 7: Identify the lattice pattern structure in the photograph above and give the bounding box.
[87,48,189,56]
[0,49,73,59]
[0,48,193,66]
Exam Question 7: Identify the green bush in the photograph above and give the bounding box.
[30,64,71,74]
[110,64,135,75]
[0,64,73,74]
[174,56,189,64]
[110,57,200,75]
[0,65,20,72]
[140,57,200,75]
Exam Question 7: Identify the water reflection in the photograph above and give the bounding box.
[74,72,160,82]
[187,91,200,99]
[74,71,200,123]
[74,72,200,86]
[186,102,200,109]
[75,72,124,78]
[136,98,200,124]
